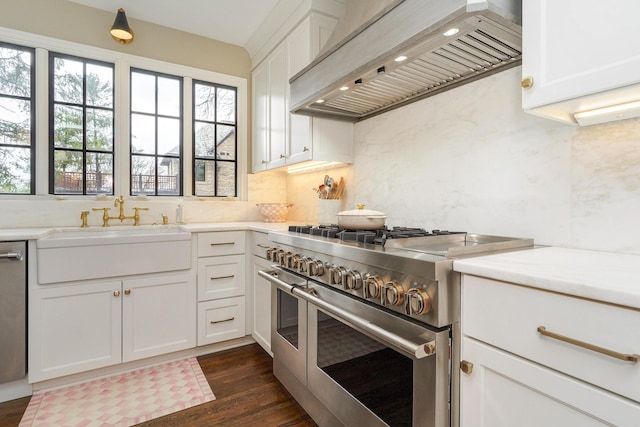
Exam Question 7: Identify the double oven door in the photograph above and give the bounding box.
[262,266,452,427]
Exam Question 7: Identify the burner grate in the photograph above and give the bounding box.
[288,225,463,245]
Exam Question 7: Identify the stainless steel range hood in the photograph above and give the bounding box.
[290,0,522,122]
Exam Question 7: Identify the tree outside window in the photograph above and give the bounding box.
[0,42,34,194]
[49,53,114,195]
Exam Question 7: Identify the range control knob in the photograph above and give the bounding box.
[288,254,301,269]
[329,266,347,286]
[309,260,325,277]
[279,251,291,267]
[283,252,300,269]
[382,281,405,306]
[299,257,311,274]
[266,247,278,260]
[345,270,363,290]
[405,288,432,315]
[364,276,384,299]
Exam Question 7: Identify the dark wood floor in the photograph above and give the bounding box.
[0,344,317,427]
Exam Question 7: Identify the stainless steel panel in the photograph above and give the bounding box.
[268,268,308,386]
[0,241,27,383]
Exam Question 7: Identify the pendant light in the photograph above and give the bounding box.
[110,8,134,44]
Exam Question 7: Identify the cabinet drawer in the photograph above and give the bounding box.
[197,255,245,301]
[197,231,245,257]
[197,296,246,346]
[462,275,640,402]
[251,231,271,258]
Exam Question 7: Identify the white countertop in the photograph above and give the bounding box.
[0,221,304,241]
[454,246,640,309]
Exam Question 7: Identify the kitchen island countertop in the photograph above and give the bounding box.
[454,246,640,310]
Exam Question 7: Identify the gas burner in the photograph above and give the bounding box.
[288,225,464,245]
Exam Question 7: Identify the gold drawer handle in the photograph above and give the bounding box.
[256,243,270,249]
[210,275,235,280]
[537,326,639,363]
[210,242,234,246]
[210,317,235,324]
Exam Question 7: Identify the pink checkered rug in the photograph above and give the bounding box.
[19,358,215,426]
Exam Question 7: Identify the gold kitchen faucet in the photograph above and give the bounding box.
[92,195,149,227]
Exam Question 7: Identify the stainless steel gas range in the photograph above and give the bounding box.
[259,225,533,427]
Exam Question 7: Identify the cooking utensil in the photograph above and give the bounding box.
[337,204,386,230]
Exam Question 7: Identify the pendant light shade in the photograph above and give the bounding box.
[110,8,134,44]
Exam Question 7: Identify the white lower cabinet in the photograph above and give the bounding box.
[122,274,196,362]
[30,273,196,383]
[461,337,638,427]
[460,275,640,427]
[196,231,248,346]
[251,255,272,355]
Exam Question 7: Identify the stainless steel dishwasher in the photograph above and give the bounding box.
[0,241,27,383]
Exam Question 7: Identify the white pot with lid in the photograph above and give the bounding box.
[337,205,387,230]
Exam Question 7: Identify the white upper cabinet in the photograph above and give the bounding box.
[251,13,354,172]
[522,0,640,126]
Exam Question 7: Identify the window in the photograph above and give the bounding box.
[0,42,35,194]
[193,81,237,197]
[130,69,183,196]
[50,53,114,195]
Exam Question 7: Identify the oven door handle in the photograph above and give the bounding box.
[259,269,436,360]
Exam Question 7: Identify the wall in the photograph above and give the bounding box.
[287,67,640,255]
[0,0,250,79]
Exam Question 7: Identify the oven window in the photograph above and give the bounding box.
[277,289,299,349]
[316,311,413,426]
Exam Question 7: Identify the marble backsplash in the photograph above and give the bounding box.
[287,66,640,255]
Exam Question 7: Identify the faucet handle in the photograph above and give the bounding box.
[91,207,111,227]
[132,207,149,226]
[161,213,169,225]
[80,210,90,228]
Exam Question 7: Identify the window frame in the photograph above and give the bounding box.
[0,41,36,195]
[48,51,115,195]
[0,26,248,201]
[130,67,184,197]
[192,80,238,198]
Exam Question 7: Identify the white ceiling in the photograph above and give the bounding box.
[67,0,282,47]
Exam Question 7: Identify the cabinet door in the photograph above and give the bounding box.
[286,17,313,165]
[197,254,246,301]
[252,61,269,172]
[461,337,640,427]
[29,280,121,382]
[522,1,640,116]
[122,273,196,362]
[252,256,273,355]
[267,43,287,169]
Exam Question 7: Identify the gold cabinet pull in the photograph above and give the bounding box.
[279,154,285,159]
[113,290,120,297]
[460,360,474,374]
[210,317,234,324]
[537,326,639,363]
[210,242,234,246]
[210,275,235,281]
[124,289,131,295]
[521,76,534,88]
[256,243,271,249]
[303,146,310,152]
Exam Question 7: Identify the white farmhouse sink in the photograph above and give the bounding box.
[37,225,190,248]
[37,225,192,284]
